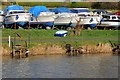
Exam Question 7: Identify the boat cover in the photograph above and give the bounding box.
[4,5,24,12]
[28,6,50,18]
[51,7,71,14]
[71,9,90,13]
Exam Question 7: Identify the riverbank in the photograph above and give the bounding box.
[1,43,115,56]
[1,29,119,56]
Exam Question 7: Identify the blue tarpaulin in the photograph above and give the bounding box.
[4,5,24,12]
[71,9,90,13]
[51,7,71,14]
[28,6,50,18]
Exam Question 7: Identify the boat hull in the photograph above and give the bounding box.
[54,17,71,26]
[101,21,120,27]
[79,16,101,28]
[0,15,4,23]
[5,13,31,26]
[30,16,54,26]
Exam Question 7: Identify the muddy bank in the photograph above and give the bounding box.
[0,46,11,56]
[1,43,119,56]
[81,43,113,54]
[29,44,66,56]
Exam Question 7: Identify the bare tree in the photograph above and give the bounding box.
[73,18,84,36]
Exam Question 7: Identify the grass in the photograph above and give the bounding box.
[1,29,119,48]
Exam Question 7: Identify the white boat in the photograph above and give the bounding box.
[79,15,101,28]
[100,15,120,28]
[0,10,4,22]
[29,6,55,28]
[71,8,91,16]
[51,7,79,28]
[37,12,54,26]
[54,13,78,26]
[53,12,79,29]
[92,9,108,16]
[29,12,55,28]
[71,8,101,28]
[4,10,31,28]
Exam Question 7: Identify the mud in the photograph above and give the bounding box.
[1,43,117,56]
[81,43,113,54]
[29,44,66,56]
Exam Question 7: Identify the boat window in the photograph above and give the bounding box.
[17,11,25,13]
[13,11,18,14]
[9,12,13,14]
[11,11,25,14]
[103,15,110,19]
[97,12,100,14]
[117,16,120,19]
[112,16,116,19]
[78,14,86,16]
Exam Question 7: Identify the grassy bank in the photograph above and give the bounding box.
[2,29,119,48]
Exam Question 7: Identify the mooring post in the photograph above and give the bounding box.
[14,23,16,57]
[8,35,11,47]
[11,41,14,57]
[13,35,16,56]
[28,22,30,48]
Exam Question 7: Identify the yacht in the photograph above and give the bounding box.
[4,5,31,28]
[28,6,55,28]
[51,7,79,28]
[100,15,120,28]
[71,8,101,28]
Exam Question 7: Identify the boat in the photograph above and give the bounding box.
[92,9,108,16]
[100,14,120,28]
[71,8,101,28]
[28,6,55,29]
[51,7,79,28]
[4,5,31,29]
[54,30,68,37]
[0,10,4,28]
[71,8,90,16]
[79,15,102,28]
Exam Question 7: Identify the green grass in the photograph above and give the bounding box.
[1,29,119,48]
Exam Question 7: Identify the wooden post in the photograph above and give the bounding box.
[28,22,30,48]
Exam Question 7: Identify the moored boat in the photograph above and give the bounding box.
[4,5,31,29]
[51,7,79,28]
[71,8,101,28]
[28,6,55,29]
[100,14,120,28]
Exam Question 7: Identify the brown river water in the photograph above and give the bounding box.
[2,54,119,78]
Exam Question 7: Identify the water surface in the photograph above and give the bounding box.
[2,54,118,78]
